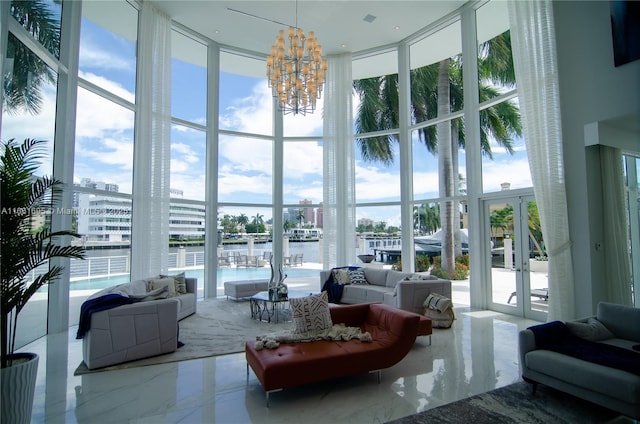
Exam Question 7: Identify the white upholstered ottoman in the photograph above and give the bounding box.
[224,279,269,300]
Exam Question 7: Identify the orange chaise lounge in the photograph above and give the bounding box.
[245,302,429,406]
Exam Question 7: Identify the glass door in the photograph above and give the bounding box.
[624,155,639,306]
[484,195,547,321]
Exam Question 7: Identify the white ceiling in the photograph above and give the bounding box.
[148,1,466,56]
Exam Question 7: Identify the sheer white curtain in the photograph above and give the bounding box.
[131,3,171,280]
[323,53,355,268]
[508,1,575,320]
[600,146,633,305]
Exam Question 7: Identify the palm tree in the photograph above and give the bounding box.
[490,206,513,243]
[4,1,61,115]
[236,214,249,233]
[283,219,293,234]
[414,203,440,235]
[251,213,264,234]
[296,209,305,229]
[354,32,521,275]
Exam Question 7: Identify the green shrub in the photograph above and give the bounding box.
[430,255,470,280]
[392,254,469,280]
[392,255,432,272]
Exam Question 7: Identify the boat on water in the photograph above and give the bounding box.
[414,229,470,254]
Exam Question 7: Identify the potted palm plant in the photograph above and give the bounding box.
[1,138,85,424]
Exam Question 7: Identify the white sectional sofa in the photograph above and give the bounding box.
[80,275,197,370]
[320,267,452,315]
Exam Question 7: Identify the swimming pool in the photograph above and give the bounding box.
[69,266,321,291]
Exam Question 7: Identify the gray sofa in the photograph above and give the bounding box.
[82,276,197,370]
[519,302,640,419]
[320,267,452,315]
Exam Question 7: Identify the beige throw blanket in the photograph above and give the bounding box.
[255,323,372,350]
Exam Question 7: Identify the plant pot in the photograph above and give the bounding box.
[357,254,375,263]
[1,353,39,424]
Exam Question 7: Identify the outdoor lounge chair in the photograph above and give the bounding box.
[218,253,232,267]
[507,288,549,304]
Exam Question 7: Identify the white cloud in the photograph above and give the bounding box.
[482,158,533,192]
[282,97,324,136]
[219,134,272,175]
[79,71,135,103]
[78,137,134,170]
[283,142,323,176]
[355,162,401,201]
[218,171,272,199]
[171,142,200,163]
[80,45,134,73]
[169,172,206,201]
[75,87,135,139]
[221,82,273,135]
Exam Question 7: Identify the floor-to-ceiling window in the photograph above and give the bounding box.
[474,1,542,319]
[170,28,207,294]
[70,0,138,324]
[624,154,639,306]
[352,49,403,265]
[2,0,542,343]
[409,18,466,275]
[1,0,62,347]
[217,51,275,289]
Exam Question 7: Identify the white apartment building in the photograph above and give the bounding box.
[76,182,205,242]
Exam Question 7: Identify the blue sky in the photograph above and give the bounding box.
[1,6,532,229]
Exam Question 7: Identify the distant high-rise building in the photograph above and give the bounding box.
[75,180,205,242]
[299,199,314,226]
[316,202,323,228]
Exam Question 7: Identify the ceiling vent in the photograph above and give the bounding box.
[363,14,376,23]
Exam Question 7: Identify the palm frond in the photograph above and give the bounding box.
[1,137,86,365]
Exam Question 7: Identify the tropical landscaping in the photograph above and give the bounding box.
[353,30,521,279]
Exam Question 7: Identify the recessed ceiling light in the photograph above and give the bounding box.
[394,25,400,30]
[341,44,347,48]
[363,14,376,23]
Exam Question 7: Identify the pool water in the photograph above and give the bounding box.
[69,267,320,291]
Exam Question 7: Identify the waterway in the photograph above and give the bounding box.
[68,241,323,291]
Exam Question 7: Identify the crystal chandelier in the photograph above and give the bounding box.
[266,3,327,115]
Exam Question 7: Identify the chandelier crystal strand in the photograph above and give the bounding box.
[267,24,327,115]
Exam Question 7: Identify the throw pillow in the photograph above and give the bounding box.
[423,307,455,328]
[332,269,351,284]
[565,318,615,342]
[348,269,367,285]
[160,272,187,294]
[149,276,177,298]
[423,293,452,313]
[289,291,333,334]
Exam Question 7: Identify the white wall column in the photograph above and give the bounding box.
[323,53,355,268]
[204,42,220,298]
[272,98,284,282]
[131,4,172,281]
[48,0,82,334]
[398,42,415,272]
[461,5,485,309]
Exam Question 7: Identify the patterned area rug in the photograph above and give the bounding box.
[74,297,294,375]
[387,381,630,424]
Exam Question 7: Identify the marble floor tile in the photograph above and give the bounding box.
[23,309,539,423]
[21,279,541,423]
